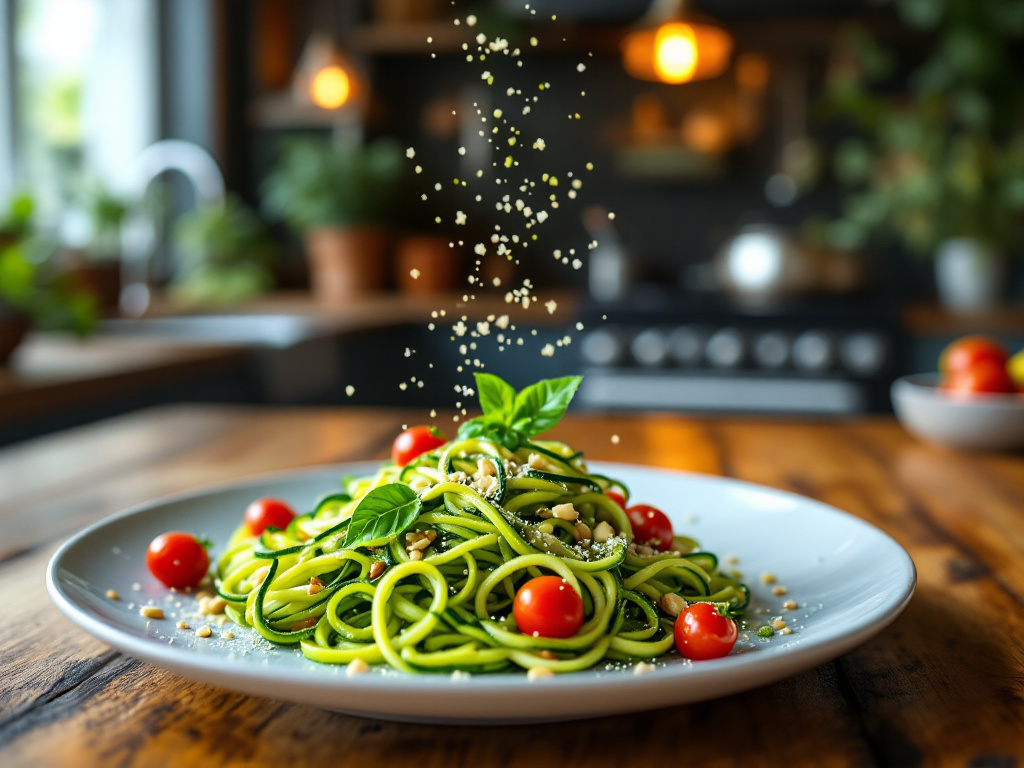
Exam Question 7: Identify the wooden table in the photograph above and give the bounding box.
[1,406,1022,767]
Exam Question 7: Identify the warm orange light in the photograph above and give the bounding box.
[310,65,351,109]
[622,20,733,84]
[654,23,698,83]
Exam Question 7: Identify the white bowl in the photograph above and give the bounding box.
[891,374,1024,451]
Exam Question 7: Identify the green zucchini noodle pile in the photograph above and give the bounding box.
[215,435,749,675]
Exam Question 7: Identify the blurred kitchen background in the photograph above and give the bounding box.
[1,0,1023,446]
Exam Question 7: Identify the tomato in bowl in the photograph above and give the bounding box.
[891,374,1024,451]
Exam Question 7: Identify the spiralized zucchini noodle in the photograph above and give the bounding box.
[215,436,749,675]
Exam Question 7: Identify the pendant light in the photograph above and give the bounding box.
[292,32,363,110]
[622,0,733,85]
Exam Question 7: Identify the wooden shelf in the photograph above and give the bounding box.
[903,303,1024,338]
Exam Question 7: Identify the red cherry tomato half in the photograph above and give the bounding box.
[513,576,585,639]
[627,504,674,551]
[604,489,627,509]
[673,602,738,660]
[939,335,1008,375]
[244,498,296,536]
[146,532,210,590]
[391,425,447,467]
[942,359,1017,396]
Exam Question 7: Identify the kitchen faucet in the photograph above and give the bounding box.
[119,140,226,317]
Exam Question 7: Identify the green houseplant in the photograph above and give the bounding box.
[262,138,402,301]
[821,0,1024,310]
[171,195,277,306]
[0,195,98,365]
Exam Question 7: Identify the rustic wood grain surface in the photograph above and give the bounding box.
[0,405,1022,768]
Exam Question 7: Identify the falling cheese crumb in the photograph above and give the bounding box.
[545,300,558,315]
[611,434,620,444]
[456,211,467,225]
[541,344,555,357]
[406,147,416,159]
[409,269,420,280]
[345,385,355,397]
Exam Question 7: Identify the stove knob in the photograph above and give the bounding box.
[582,328,625,367]
[631,328,669,367]
[752,331,791,369]
[792,331,836,372]
[668,326,706,367]
[840,332,887,376]
[706,328,747,369]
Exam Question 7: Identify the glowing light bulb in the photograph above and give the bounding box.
[310,65,351,109]
[654,23,698,83]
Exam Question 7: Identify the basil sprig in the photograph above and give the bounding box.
[457,373,582,450]
[344,483,422,548]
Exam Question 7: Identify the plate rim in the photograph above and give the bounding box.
[46,461,917,709]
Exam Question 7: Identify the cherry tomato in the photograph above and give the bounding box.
[627,504,674,551]
[513,576,585,639]
[605,489,627,509]
[940,335,1008,375]
[391,425,447,467]
[146,532,210,590]
[942,359,1016,396]
[244,498,296,536]
[673,602,738,660]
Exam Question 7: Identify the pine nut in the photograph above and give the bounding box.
[140,606,164,620]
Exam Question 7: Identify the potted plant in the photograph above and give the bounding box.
[60,184,130,310]
[820,0,1024,311]
[171,195,277,306]
[262,138,402,301]
[1,204,98,366]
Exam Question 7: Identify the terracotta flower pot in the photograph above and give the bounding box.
[303,227,389,302]
[395,236,461,295]
[372,0,442,23]
[60,250,122,310]
[0,306,30,368]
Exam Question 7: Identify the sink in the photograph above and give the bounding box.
[98,314,332,348]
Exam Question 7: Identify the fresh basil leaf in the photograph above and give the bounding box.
[475,372,516,417]
[344,483,422,549]
[509,376,582,438]
[457,416,522,451]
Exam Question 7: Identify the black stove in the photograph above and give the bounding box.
[575,288,904,415]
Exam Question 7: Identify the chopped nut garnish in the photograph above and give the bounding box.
[592,521,615,543]
[772,585,788,596]
[724,555,739,565]
[176,621,190,630]
[198,596,227,615]
[634,662,656,675]
[474,474,498,495]
[346,658,370,676]
[448,470,469,484]
[538,508,554,519]
[409,550,424,561]
[408,537,432,552]
[760,572,777,585]
[369,561,387,580]
[106,589,120,600]
[573,522,592,542]
[251,566,270,586]
[527,666,555,680]
[308,577,325,596]
[537,650,556,660]
[551,503,578,521]
[477,457,496,477]
[140,606,164,620]
[772,618,787,631]
[783,599,797,611]
[195,625,212,638]
[223,631,235,639]
[660,593,688,617]
[780,627,793,635]
[527,453,546,470]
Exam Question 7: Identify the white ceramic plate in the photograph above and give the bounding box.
[47,462,916,723]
